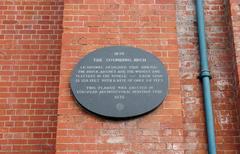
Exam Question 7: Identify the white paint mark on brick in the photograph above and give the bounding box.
[217,111,231,129]
[107,136,125,144]
[183,85,194,91]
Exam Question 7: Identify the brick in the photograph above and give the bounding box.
[65,0,83,4]
[1,0,239,153]
[177,0,240,153]
[156,0,176,4]
[56,1,183,152]
[0,0,63,153]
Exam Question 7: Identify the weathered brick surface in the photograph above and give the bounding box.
[1,0,240,153]
[229,0,240,130]
[177,0,240,153]
[0,0,63,153]
[56,0,183,153]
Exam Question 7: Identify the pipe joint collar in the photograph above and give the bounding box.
[199,69,212,79]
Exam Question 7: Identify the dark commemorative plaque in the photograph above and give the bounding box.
[70,46,168,118]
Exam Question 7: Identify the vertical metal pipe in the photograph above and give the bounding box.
[195,0,217,154]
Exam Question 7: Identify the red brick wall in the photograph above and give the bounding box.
[56,0,183,153]
[177,0,240,153]
[229,0,240,129]
[0,0,63,153]
[1,0,240,153]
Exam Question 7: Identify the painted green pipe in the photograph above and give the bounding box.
[195,0,217,154]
